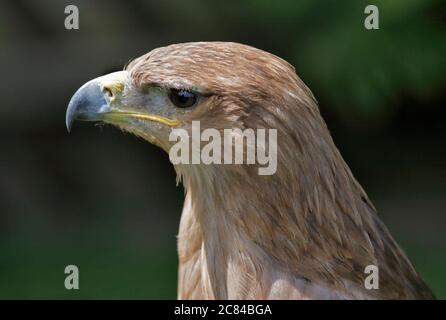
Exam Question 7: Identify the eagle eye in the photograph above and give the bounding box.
[169,88,197,108]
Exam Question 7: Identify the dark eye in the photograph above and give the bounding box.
[169,88,197,108]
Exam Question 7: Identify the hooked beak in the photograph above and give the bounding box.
[65,71,127,132]
[65,70,179,132]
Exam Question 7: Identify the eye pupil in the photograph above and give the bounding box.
[169,88,197,108]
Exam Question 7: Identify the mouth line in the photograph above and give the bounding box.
[103,111,180,127]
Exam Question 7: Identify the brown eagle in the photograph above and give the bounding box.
[66,42,434,299]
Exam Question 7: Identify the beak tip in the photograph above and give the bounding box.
[65,79,105,133]
[65,71,127,132]
[65,102,75,132]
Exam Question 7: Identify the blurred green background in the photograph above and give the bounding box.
[0,0,445,299]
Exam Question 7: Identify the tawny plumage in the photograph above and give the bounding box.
[66,42,435,299]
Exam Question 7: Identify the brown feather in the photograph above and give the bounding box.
[127,42,435,299]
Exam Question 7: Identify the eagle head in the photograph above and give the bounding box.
[66,42,434,300]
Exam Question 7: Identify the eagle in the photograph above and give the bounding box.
[66,42,434,299]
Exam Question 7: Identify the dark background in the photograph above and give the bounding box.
[0,0,445,299]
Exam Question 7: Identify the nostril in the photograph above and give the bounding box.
[103,86,113,99]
